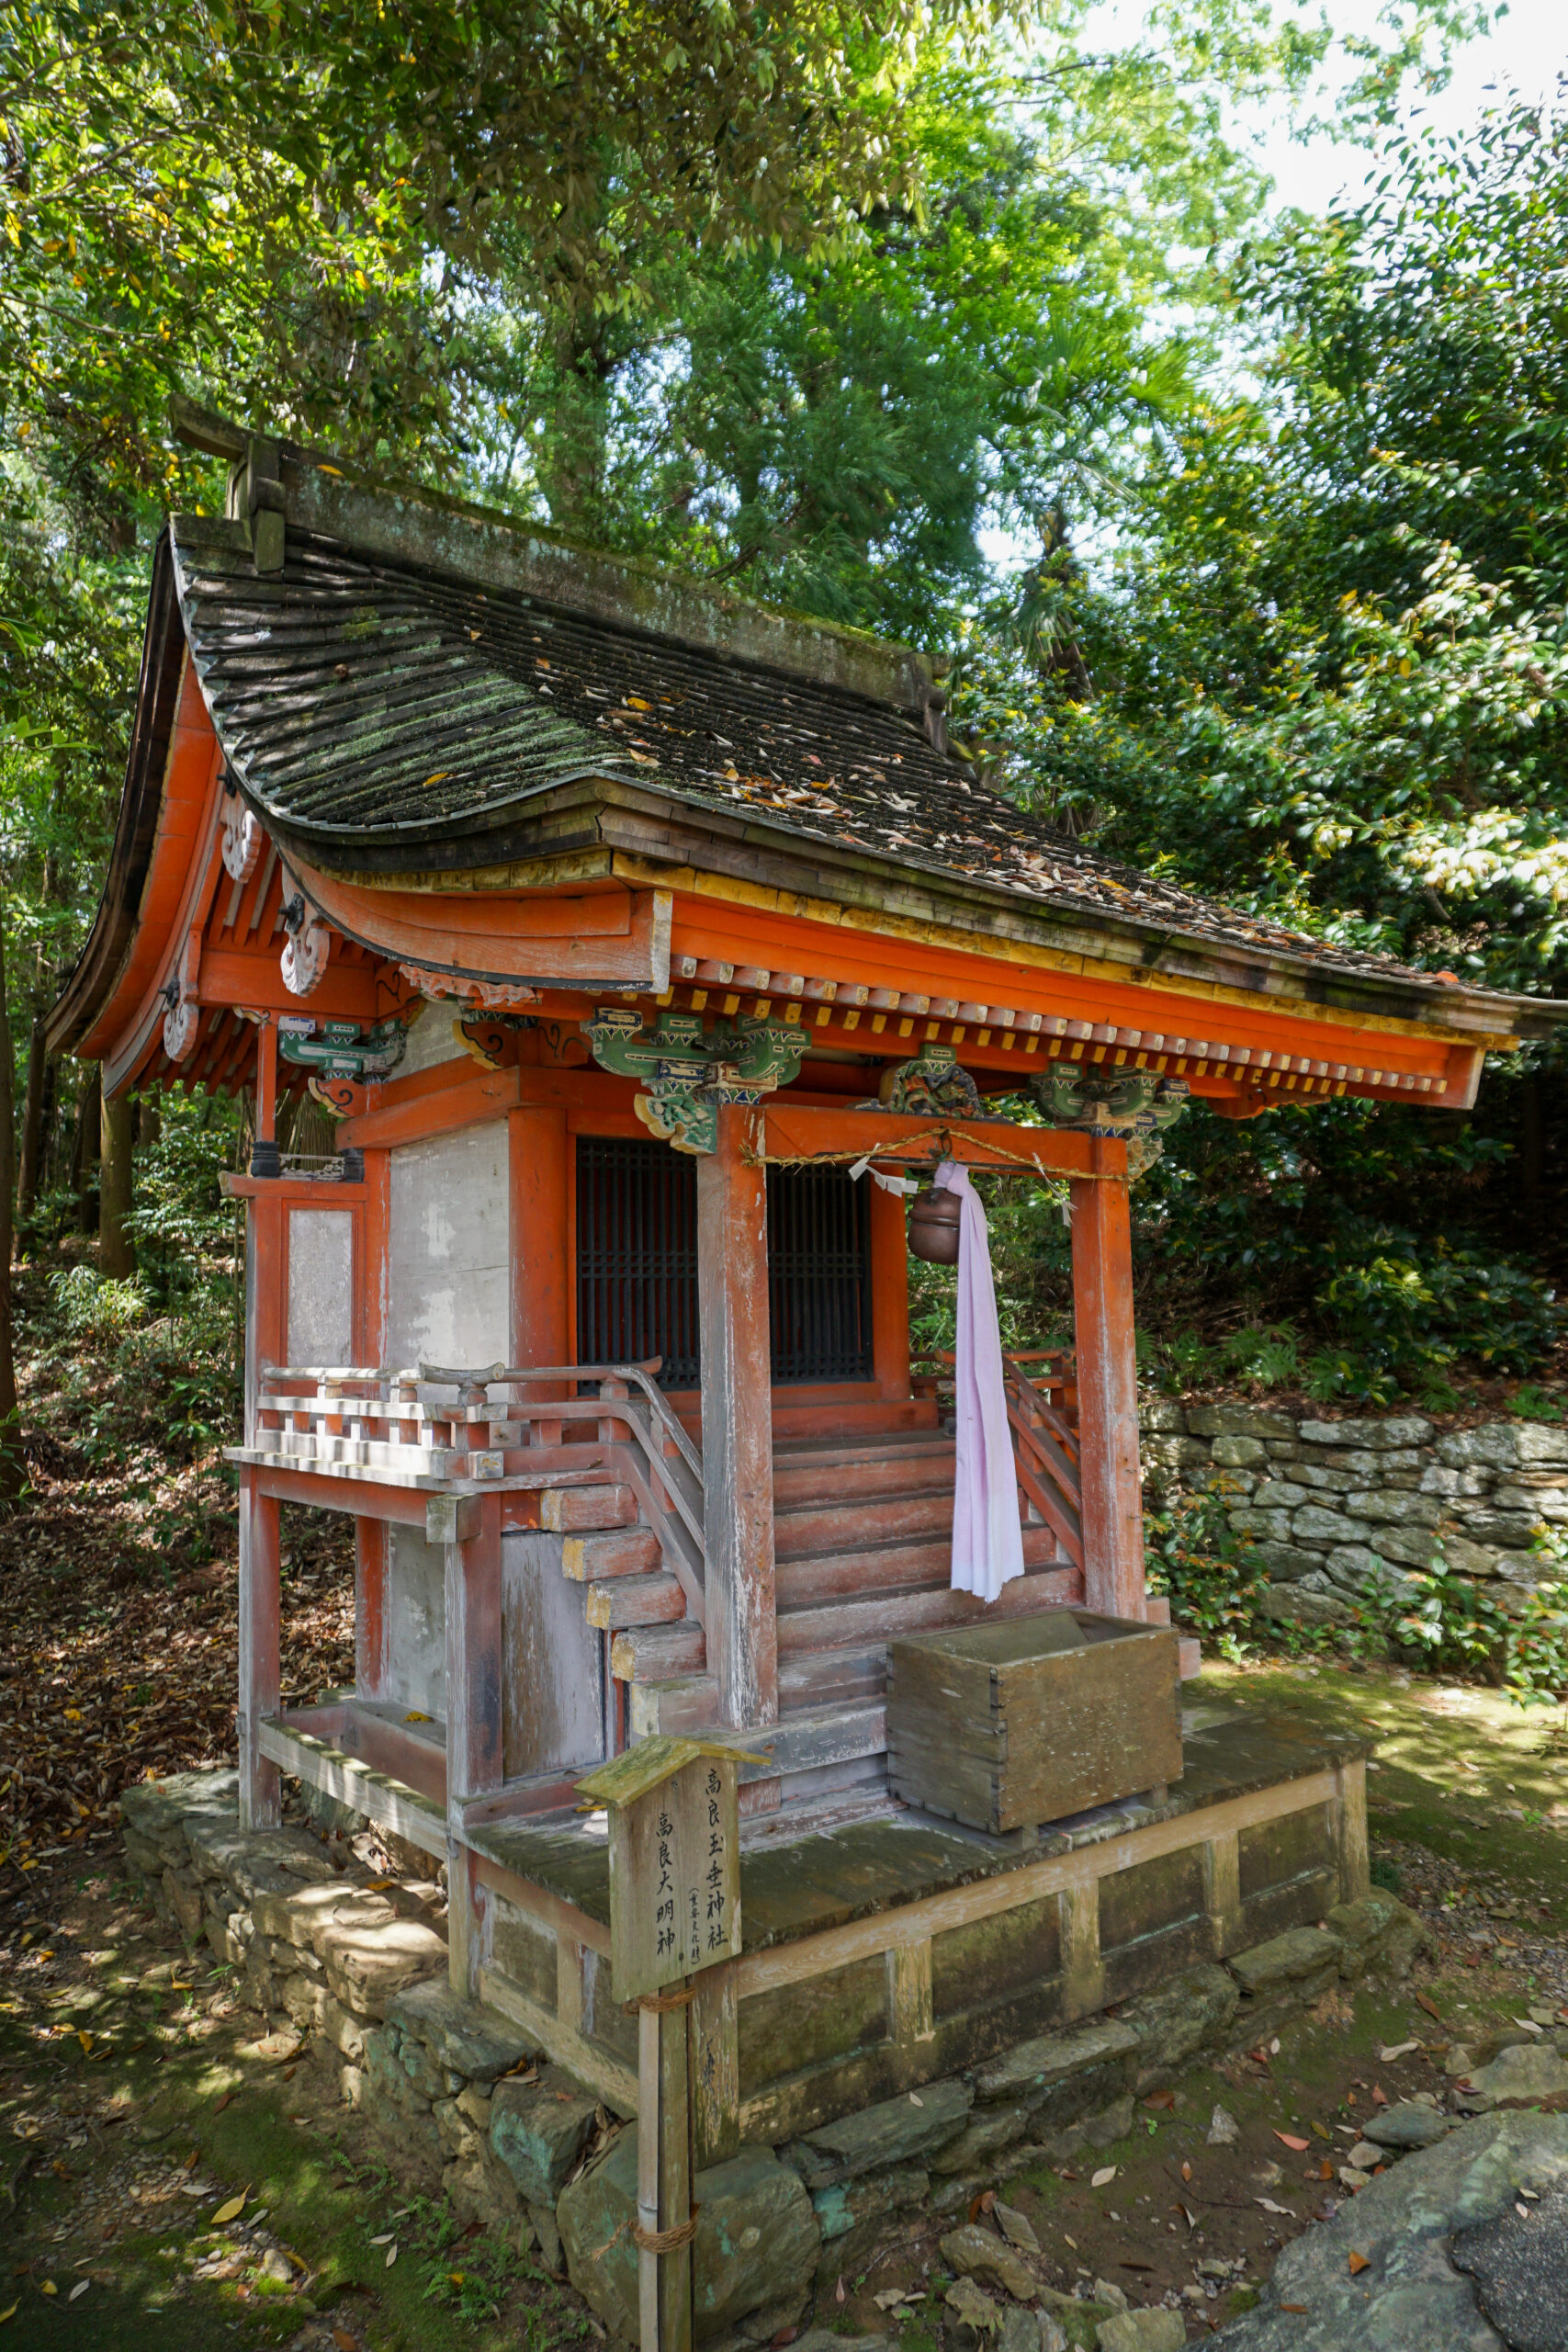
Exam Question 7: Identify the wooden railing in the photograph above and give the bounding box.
[912,1348,1084,1572]
[253,1358,707,1616]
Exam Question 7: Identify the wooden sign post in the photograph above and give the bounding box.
[576,1736,750,2352]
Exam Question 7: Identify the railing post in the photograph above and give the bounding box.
[238,1468,282,1829]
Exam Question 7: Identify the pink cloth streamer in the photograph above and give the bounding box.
[934,1160,1025,1602]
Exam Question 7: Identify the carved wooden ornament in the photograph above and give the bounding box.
[279,897,331,997]
[220,796,263,882]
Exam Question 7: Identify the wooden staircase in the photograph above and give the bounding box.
[555,1419,1086,1798]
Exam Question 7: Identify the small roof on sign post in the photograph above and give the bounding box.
[574,1735,765,1811]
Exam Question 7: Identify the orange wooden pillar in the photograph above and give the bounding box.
[868,1175,912,1399]
[1069,1144,1145,1621]
[443,1489,504,1996]
[511,1104,570,1375]
[696,1104,778,1728]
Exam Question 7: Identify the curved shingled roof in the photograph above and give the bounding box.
[173,515,1461,994]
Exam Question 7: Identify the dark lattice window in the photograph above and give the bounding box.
[575,1136,700,1385]
[765,1161,873,1384]
[574,1137,873,1387]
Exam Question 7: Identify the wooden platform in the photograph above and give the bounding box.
[457,1699,1371,2149]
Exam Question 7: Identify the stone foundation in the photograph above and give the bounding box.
[1141,1404,1568,1627]
[121,1771,1429,2348]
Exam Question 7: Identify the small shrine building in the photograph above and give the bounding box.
[48,402,1560,2145]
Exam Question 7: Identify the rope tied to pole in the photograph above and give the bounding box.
[632,2214,699,2254]
[739,1120,1122,1182]
[625,1983,698,2015]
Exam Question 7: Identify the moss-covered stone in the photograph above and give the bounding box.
[490,2066,598,2203]
[792,2076,972,2187]
[1119,1963,1238,2083]
[558,2132,818,2346]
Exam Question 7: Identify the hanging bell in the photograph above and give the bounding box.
[908,1184,962,1265]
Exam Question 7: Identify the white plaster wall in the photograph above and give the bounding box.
[398,997,469,1077]
[387,1523,446,1718]
[287,1207,354,1367]
[387,1122,510,1373]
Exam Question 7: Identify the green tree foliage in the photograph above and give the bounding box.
[970,89,1568,996]
[0,0,1533,1416]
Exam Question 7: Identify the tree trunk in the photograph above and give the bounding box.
[137,1093,161,1148]
[99,1090,136,1276]
[0,913,22,1498]
[16,1010,48,1233]
[73,1068,99,1232]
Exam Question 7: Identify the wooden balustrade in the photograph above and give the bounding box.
[252,1357,709,1612]
[911,1349,1085,1571]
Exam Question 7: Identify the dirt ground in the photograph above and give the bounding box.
[2,1655,1566,2347]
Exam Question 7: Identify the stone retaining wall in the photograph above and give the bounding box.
[120,1770,1428,2350]
[1141,1405,1568,1632]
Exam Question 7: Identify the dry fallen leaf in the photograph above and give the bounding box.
[1091,2165,1117,2188]
[68,2282,88,2303]
[1274,2133,1311,2153]
[39,2282,57,2298]
[1280,2305,1310,2315]
[211,2191,247,2226]
[0,2306,16,2326]
[834,2278,846,2305]
[1180,2161,1192,2183]
[1378,2041,1418,2063]
[1348,2253,1371,2276]
[384,2244,398,2269]
[1371,2085,1387,2106]
[1416,1994,1443,2022]
[1256,2199,1294,2218]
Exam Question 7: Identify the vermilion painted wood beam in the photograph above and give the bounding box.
[697,1104,778,1729]
[1070,1148,1145,1622]
[512,1104,570,1385]
[761,1102,1122,1180]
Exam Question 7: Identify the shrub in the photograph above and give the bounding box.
[48,1263,148,1343]
[1145,1483,1267,1660]
[1388,1544,1509,1674]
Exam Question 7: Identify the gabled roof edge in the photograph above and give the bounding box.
[45,533,186,1059]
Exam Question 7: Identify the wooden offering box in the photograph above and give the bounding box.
[886,1611,1183,1835]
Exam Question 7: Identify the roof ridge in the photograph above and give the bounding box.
[170,399,942,716]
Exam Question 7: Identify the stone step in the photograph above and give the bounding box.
[585,1571,686,1631]
[775,1566,1082,1655]
[774,1522,1061,1608]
